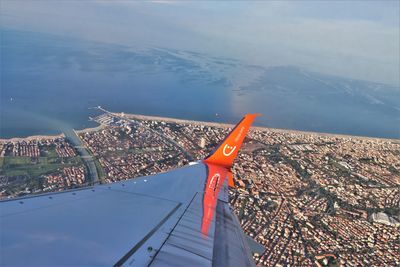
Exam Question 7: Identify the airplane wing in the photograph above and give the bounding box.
[0,114,259,267]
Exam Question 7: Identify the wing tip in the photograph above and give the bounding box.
[245,113,262,117]
[203,113,260,168]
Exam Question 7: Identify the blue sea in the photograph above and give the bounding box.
[1,29,399,139]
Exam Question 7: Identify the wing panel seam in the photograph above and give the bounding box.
[147,192,198,266]
[114,202,182,267]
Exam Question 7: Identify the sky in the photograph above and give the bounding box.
[1,0,399,86]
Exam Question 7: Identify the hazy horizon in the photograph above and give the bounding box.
[1,1,399,86]
[0,1,399,139]
[1,29,399,139]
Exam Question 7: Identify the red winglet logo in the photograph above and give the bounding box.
[201,114,259,236]
[204,114,260,168]
[201,163,227,236]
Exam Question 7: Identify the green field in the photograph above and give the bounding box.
[0,156,5,169]
[0,156,83,178]
[41,146,59,158]
[94,159,106,183]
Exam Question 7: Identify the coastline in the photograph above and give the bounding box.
[74,124,107,134]
[0,133,65,143]
[117,112,400,143]
[1,112,398,143]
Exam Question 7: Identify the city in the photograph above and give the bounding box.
[0,112,399,266]
[0,136,85,196]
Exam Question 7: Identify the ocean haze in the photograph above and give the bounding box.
[1,1,398,86]
[0,29,399,139]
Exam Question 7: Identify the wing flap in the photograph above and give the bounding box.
[213,200,256,267]
[149,193,215,267]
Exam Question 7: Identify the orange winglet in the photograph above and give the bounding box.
[204,114,260,168]
[201,115,259,236]
[227,171,235,188]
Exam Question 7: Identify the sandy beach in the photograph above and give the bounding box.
[0,133,65,143]
[74,124,107,134]
[1,113,398,143]
[116,112,399,142]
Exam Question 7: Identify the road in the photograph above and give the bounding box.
[63,129,99,185]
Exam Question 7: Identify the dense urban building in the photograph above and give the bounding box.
[0,137,84,198]
[1,112,399,266]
